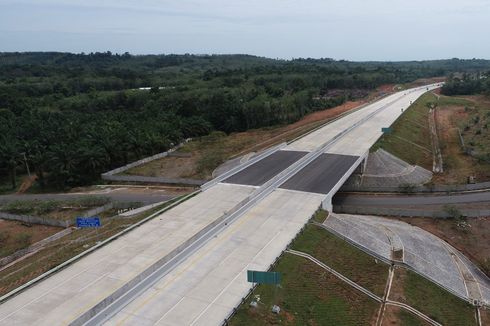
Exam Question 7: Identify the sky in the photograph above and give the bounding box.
[0,0,489,61]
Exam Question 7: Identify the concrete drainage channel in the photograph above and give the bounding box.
[74,88,420,326]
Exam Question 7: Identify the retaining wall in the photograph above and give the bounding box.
[333,205,490,218]
[101,174,205,186]
[340,181,490,193]
[0,212,71,228]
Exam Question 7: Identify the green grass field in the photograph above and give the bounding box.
[372,92,436,169]
[394,269,477,326]
[311,209,328,223]
[230,254,380,326]
[291,224,389,297]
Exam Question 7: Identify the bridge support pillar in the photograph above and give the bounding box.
[322,196,333,212]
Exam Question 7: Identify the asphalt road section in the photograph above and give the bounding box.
[223,150,307,186]
[333,191,490,207]
[280,153,359,194]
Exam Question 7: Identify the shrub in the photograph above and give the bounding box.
[14,232,32,250]
[443,205,464,220]
[1,201,35,215]
[0,231,9,245]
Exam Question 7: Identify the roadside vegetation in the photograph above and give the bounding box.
[230,254,380,326]
[373,86,490,184]
[2,53,490,191]
[389,268,477,326]
[229,210,481,325]
[0,196,111,221]
[372,92,435,169]
[292,224,389,297]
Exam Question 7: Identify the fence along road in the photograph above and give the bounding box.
[0,84,440,326]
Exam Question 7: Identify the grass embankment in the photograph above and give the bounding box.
[372,92,435,169]
[230,254,380,326]
[230,218,389,325]
[382,305,429,326]
[389,268,477,326]
[0,196,111,222]
[311,209,328,223]
[373,91,490,184]
[0,197,183,297]
[292,224,389,297]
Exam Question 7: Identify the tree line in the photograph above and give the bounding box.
[441,72,490,96]
[2,53,490,190]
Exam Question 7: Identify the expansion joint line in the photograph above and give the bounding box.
[286,249,442,326]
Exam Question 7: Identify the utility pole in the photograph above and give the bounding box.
[21,152,31,177]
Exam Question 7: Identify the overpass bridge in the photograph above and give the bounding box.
[0,84,441,326]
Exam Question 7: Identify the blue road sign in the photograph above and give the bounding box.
[381,127,393,134]
[76,216,101,228]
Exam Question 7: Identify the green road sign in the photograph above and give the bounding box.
[247,270,281,285]
[381,127,393,134]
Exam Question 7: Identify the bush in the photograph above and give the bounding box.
[443,205,464,220]
[73,196,110,208]
[1,201,35,214]
[0,231,9,245]
[35,200,59,215]
[398,183,416,193]
[14,232,32,250]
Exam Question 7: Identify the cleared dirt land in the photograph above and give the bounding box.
[432,94,490,184]
[0,219,62,259]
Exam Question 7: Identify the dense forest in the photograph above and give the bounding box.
[2,52,490,190]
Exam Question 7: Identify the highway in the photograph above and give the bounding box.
[0,84,441,326]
